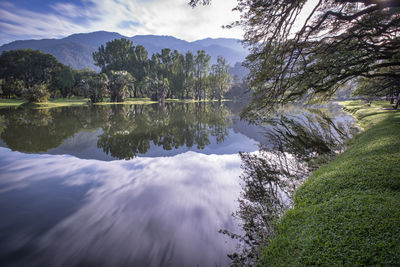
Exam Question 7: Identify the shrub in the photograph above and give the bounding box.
[23,84,50,103]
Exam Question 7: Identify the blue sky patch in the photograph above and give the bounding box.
[118,21,141,29]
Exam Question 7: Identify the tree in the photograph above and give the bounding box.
[183,52,196,99]
[170,50,185,99]
[0,49,61,100]
[130,45,150,97]
[209,56,232,101]
[190,0,400,113]
[109,71,135,102]
[87,73,109,103]
[150,77,169,103]
[0,79,24,98]
[23,84,50,103]
[93,39,229,101]
[51,65,75,98]
[352,72,400,107]
[194,50,211,100]
[73,68,98,97]
[93,39,135,74]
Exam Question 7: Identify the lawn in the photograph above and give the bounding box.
[261,100,400,266]
[0,97,229,109]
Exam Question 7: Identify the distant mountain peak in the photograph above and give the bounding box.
[0,31,248,70]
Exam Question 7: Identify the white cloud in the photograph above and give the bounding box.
[0,147,242,266]
[0,2,90,41]
[0,0,244,44]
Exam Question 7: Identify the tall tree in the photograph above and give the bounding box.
[51,65,75,98]
[130,45,150,97]
[93,38,135,74]
[109,71,135,102]
[87,73,109,103]
[194,50,211,100]
[0,49,60,88]
[0,49,61,101]
[73,68,98,97]
[170,50,185,99]
[149,77,169,103]
[183,52,196,99]
[352,70,400,108]
[209,56,232,101]
[190,0,400,113]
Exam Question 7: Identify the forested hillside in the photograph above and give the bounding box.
[0,31,248,71]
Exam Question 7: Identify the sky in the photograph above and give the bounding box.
[0,0,244,45]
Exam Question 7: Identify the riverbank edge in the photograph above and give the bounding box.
[0,97,231,109]
[260,100,400,266]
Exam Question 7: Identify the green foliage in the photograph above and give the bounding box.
[51,65,76,98]
[93,38,135,73]
[130,45,150,97]
[209,56,232,100]
[0,102,231,157]
[23,84,50,103]
[261,101,400,266]
[93,39,232,100]
[0,45,234,102]
[0,49,61,91]
[73,68,97,97]
[149,77,169,102]
[191,0,400,113]
[109,71,135,102]
[194,50,211,100]
[183,51,196,99]
[0,79,25,98]
[87,73,108,103]
[352,74,400,107]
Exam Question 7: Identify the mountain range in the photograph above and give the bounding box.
[0,31,249,71]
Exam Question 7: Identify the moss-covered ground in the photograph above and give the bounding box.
[261,100,400,266]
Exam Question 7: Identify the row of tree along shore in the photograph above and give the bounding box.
[0,38,234,103]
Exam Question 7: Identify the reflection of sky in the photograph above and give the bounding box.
[0,147,242,266]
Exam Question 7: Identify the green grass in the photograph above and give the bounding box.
[0,98,24,108]
[0,97,229,109]
[261,100,400,266]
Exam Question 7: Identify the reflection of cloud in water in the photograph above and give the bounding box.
[0,148,242,267]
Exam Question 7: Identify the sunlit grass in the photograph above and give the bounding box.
[0,99,24,108]
[261,100,400,266]
[0,97,231,109]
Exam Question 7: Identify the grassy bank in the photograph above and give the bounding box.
[0,99,25,107]
[0,97,229,109]
[261,100,400,266]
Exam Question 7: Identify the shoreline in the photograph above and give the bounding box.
[260,100,400,265]
[0,98,231,109]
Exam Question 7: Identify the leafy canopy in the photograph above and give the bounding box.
[191,0,400,114]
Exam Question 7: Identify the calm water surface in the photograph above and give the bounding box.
[0,102,355,266]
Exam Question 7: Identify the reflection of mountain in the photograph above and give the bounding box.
[0,103,259,160]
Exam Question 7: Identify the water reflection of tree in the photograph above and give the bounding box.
[0,103,231,156]
[228,111,358,266]
[0,106,107,152]
[97,102,232,159]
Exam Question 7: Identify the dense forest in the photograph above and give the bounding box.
[0,38,235,103]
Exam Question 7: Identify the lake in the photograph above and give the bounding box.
[0,102,357,266]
